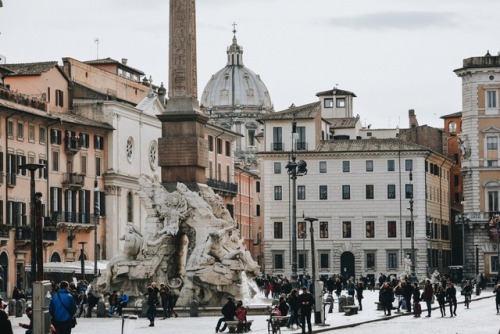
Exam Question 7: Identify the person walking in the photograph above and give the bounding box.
[422,279,434,317]
[298,286,314,334]
[49,281,77,334]
[436,286,447,317]
[285,289,301,330]
[493,282,500,314]
[159,284,169,319]
[215,297,236,333]
[146,286,158,327]
[166,288,178,318]
[379,282,393,316]
[355,281,364,311]
[412,282,421,318]
[446,282,457,317]
[402,279,413,313]
[335,277,342,298]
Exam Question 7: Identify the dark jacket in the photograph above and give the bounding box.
[446,285,457,302]
[412,286,421,303]
[297,291,314,313]
[147,291,158,306]
[49,289,77,322]
[221,299,236,319]
[422,284,433,302]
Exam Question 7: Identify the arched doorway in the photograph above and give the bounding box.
[0,252,8,293]
[340,251,355,279]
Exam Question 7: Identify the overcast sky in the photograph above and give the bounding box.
[1,0,500,129]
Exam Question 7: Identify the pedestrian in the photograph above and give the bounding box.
[493,282,500,314]
[235,300,247,332]
[86,289,99,318]
[19,306,33,334]
[166,288,178,318]
[278,295,289,316]
[107,291,118,317]
[298,286,314,334]
[394,281,404,312]
[379,282,393,316]
[412,282,421,318]
[215,297,236,333]
[436,286,446,317]
[335,277,342,298]
[116,290,129,317]
[285,288,301,329]
[76,291,87,318]
[422,279,434,317]
[146,286,158,327]
[159,284,169,319]
[402,279,413,313]
[0,309,13,334]
[346,278,356,301]
[49,280,77,334]
[355,281,364,311]
[446,282,457,317]
[326,276,334,295]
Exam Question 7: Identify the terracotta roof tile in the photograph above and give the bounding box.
[2,61,59,76]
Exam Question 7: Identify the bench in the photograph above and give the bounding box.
[225,319,254,333]
[343,305,359,316]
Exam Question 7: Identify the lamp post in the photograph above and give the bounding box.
[304,216,320,324]
[475,244,480,295]
[286,119,307,289]
[19,163,44,285]
[93,178,100,277]
[409,169,416,282]
[427,217,433,276]
[79,241,87,281]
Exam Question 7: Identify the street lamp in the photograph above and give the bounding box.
[19,163,45,284]
[286,119,307,289]
[408,169,416,282]
[475,244,480,295]
[79,241,87,281]
[304,216,321,324]
[93,178,100,277]
[427,217,433,276]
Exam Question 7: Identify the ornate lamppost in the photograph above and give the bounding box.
[93,178,100,277]
[409,169,416,282]
[286,119,307,289]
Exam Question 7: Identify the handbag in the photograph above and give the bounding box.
[57,293,77,328]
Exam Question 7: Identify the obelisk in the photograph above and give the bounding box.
[158,0,208,191]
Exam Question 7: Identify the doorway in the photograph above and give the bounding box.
[340,251,355,279]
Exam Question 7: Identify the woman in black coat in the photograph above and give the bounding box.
[355,282,364,311]
[379,282,393,316]
[446,282,457,317]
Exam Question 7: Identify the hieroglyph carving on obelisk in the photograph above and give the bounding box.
[169,0,197,100]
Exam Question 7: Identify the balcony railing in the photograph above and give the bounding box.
[206,178,238,194]
[65,136,83,152]
[0,224,11,238]
[51,211,91,225]
[62,173,85,188]
[271,142,284,151]
[296,142,308,151]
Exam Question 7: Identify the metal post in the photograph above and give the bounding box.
[19,163,44,286]
[475,244,480,295]
[305,217,320,323]
[94,178,100,277]
[497,219,500,276]
[290,158,298,288]
[428,217,432,275]
[35,193,43,282]
[409,169,416,281]
[79,242,87,281]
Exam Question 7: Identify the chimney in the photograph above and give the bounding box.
[408,109,419,128]
[121,58,128,65]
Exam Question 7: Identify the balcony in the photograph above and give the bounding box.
[206,178,238,196]
[62,173,85,189]
[14,220,58,243]
[51,211,91,225]
[296,142,308,151]
[65,136,83,154]
[270,142,285,151]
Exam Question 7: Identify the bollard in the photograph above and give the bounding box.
[338,296,346,313]
[8,299,15,316]
[96,299,107,318]
[16,299,23,317]
[190,300,199,317]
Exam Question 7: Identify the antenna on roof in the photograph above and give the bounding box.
[94,38,100,59]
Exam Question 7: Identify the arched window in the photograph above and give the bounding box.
[0,252,8,292]
[50,252,62,262]
[127,191,133,223]
[448,121,457,134]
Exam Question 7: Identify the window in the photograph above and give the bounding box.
[296,126,306,150]
[16,155,26,175]
[324,98,333,108]
[342,161,350,172]
[272,127,283,151]
[320,221,328,238]
[405,159,413,171]
[387,252,398,269]
[366,160,373,172]
[342,221,352,238]
[387,184,396,199]
[488,191,499,212]
[319,161,327,173]
[274,162,281,174]
[487,90,497,109]
[298,252,307,271]
[217,163,222,180]
[256,181,260,193]
[492,256,499,273]
[487,160,498,167]
[248,130,255,146]
[7,120,14,137]
[126,137,134,162]
[274,186,282,200]
[487,136,498,150]
[256,205,260,216]
[273,222,283,239]
[366,252,376,269]
[79,133,90,148]
[298,221,306,239]
[38,159,47,179]
[7,154,16,185]
[319,185,328,200]
[366,221,375,238]
[320,253,329,269]
[225,141,231,156]
[405,184,413,199]
[366,185,374,199]
[96,157,101,176]
[39,126,46,144]
[448,121,457,134]
[208,135,214,151]
[28,124,35,142]
[273,252,284,270]
[297,185,306,200]
[17,122,24,140]
[52,151,59,171]
[217,138,222,154]
[387,160,395,171]
[55,89,64,107]
[336,98,345,107]
[454,175,459,187]
[226,165,230,183]
[388,221,397,238]
[94,135,104,150]
[405,221,412,238]
[342,185,350,200]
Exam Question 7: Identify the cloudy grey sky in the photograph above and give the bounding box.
[1,0,499,129]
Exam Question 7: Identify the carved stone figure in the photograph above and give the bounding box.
[96,176,260,306]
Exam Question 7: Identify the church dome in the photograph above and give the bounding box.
[200,31,273,112]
